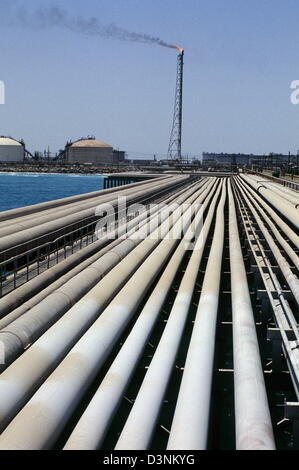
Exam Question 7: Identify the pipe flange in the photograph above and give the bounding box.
[257,185,266,192]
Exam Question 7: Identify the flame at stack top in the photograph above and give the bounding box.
[174,46,184,53]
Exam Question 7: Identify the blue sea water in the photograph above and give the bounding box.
[0,172,106,212]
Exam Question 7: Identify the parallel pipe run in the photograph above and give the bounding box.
[166,181,226,450]
[63,181,221,450]
[234,179,299,403]
[116,181,225,451]
[236,176,299,270]
[0,185,209,449]
[228,181,275,450]
[0,173,297,450]
[0,175,170,224]
[262,182,299,206]
[235,176,299,262]
[0,176,188,259]
[241,174,299,229]
[0,178,202,322]
[0,180,213,372]
[0,181,209,438]
[234,179,299,349]
[235,178,299,306]
[0,176,182,239]
[235,179,298,332]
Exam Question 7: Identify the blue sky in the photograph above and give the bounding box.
[0,0,299,158]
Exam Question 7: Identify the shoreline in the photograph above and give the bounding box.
[0,163,135,175]
[0,171,108,177]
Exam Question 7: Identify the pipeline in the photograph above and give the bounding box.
[228,180,275,450]
[233,177,299,401]
[0,178,203,321]
[0,180,213,371]
[115,181,225,450]
[235,176,299,254]
[0,180,212,435]
[0,174,297,450]
[241,174,299,229]
[0,176,181,237]
[234,178,299,305]
[0,176,189,253]
[63,180,221,450]
[165,180,226,450]
[262,182,299,206]
[0,175,170,223]
[0,183,211,449]
[236,176,299,269]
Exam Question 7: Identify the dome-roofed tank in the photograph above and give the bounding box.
[65,137,113,165]
[0,136,25,162]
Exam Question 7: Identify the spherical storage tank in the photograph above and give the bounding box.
[65,137,114,165]
[0,137,25,162]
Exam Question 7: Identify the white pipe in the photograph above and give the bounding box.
[0,188,207,449]
[0,175,171,224]
[166,181,227,450]
[235,176,299,252]
[0,181,212,370]
[236,179,299,305]
[0,178,199,322]
[228,181,275,450]
[63,181,220,450]
[241,174,299,229]
[264,182,299,206]
[0,176,188,252]
[115,181,225,450]
[0,181,209,436]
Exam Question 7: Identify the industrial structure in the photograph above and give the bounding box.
[167,49,184,160]
[64,137,114,165]
[112,150,126,163]
[202,152,256,169]
[202,152,299,174]
[0,136,25,162]
[0,172,298,450]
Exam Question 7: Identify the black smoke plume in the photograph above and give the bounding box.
[0,2,178,50]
